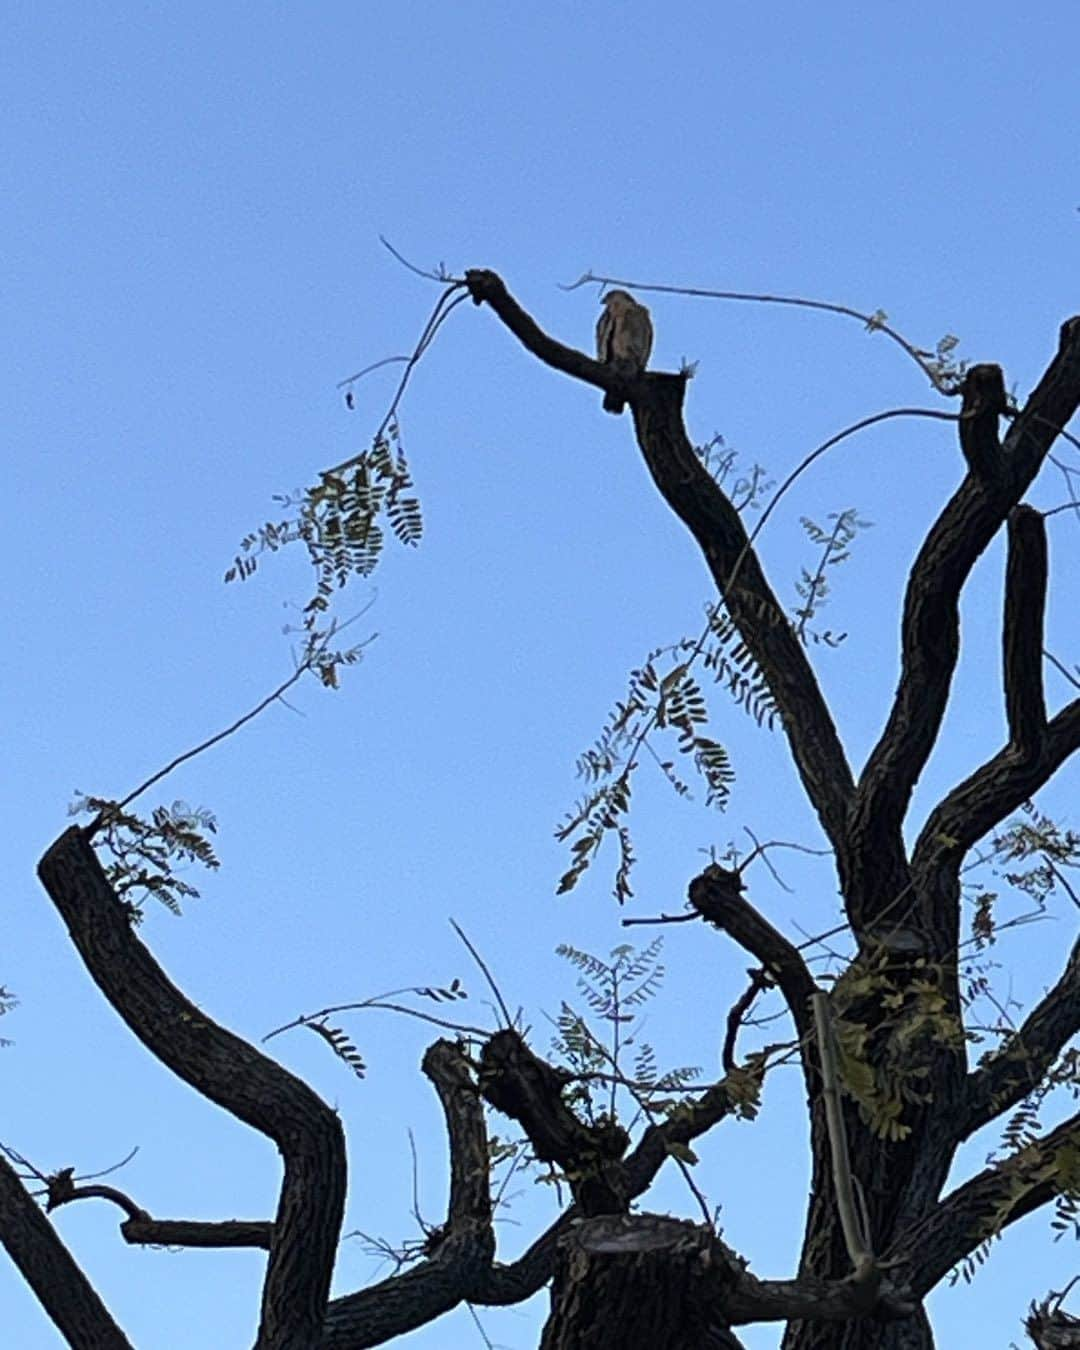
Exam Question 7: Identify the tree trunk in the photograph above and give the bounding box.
[783,1310,935,1350]
[539,1215,745,1349]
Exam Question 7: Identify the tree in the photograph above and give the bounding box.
[4,263,1080,1349]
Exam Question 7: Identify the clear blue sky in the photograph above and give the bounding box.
[4,3,1079,1346]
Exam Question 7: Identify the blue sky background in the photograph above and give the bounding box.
[4,3,1079,1347]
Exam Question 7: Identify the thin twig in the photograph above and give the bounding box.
[621,911,698,928]
[74,1147,140,1183]
[94,609,373,833]
[336,355,410,390]
[1045,650,1080,693]
[263,997,490,1043]
[325,286,469,478]
[379,235,463,285]
[561,270,964,394]
[1045,857,1080,911]
[450,919,513,1029]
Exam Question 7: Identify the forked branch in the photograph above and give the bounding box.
[958,935,1080,1141]
[850,321,1080,929]
[886,1109,1080,1298]
[689,864,817,1085]
[36,827,346,1350]
[0,1153,133,1350]
[465,267,856,851]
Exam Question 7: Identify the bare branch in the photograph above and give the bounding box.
[913,696,1080,875]
[0,1153,134,1349]
[422,1040,492,1236]
[121,1217,274,1250]
[957,363,1008,479]
[449,919,513,1029]
[95,617,366,832]
[36,827,346,1350]
[722,968,774,1073]
[319,1040,495,1348]
[959,935,1080,1140]
[689,864,817,1083]
[850,319,1080,932]
[465,268,631,400]
[561,269,965,395]
[887,1110,1080,1298]
[1003,506,1049,755]
[43,1171,274,1250]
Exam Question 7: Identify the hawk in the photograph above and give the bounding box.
[595,290,653,414]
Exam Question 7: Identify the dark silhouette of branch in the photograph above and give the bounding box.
[958,935,1080,1140]
[913,697,1080,875]
[36,827,346,1350]
[121,1216,274,1249]
[689,864,817,1084]
[0,1153,134,1349]
[849,320,1080,933]
[478,1029,628,1215]
[449,919,513,1028]
[722,968,774,1073]
[886,1109,1080,1298]
[957,363,1008,479]
[319,1039,495,1348]
[464,267,857,853]
[1003,505,1049,756]
[43,1170,274,1250]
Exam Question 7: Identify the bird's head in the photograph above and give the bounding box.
[601,290,635,308]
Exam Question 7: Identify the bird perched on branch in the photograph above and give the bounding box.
[596,290,653,414]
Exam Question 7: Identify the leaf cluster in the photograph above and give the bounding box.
[225,423,422,630]
[551,940,701,1129]
[69,795,220,917]
[793,507,872,637]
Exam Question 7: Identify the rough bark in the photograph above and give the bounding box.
[539,1216,746,1349]
[0,1153,134,1350]
[37,826,347,1350]
[12,276,1080,1350]
[461,274,1080,1350]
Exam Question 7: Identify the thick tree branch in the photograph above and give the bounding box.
[0,1154,134,1349]
[478,1029,629,1215]
[957,363,1008,480]
[465,267,638,401]
[465,267,856,852]
[42,1168,275,1249]
[122,1216,274,1249]
[470,1210,577,1305]
[1003,505,1048,756]
[37,827,346,1350]
[886,1110,1080,1299]
[958,935,1080,1141]
[850,320,1080,928]
[422,1039,492,1237]
[913,696,1080,877]
[689,865,817,1084]
[320,1039,495,1348]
